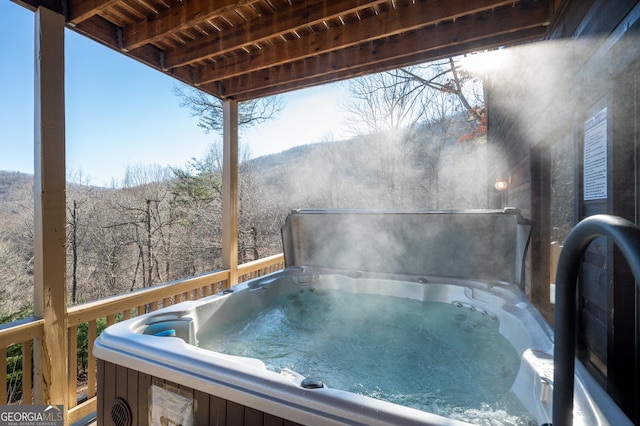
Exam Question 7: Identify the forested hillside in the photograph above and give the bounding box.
[0,172,34,318]
[0,124,487,319]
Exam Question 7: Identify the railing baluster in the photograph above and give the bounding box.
[22,341,32,404]
[1,347,6,403]
[88,320,97,399]
[68,325,78,408]
[106,315,115,327]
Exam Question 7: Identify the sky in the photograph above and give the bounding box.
[0,2,349,186]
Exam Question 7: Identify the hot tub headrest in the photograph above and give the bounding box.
[281,208,533,285]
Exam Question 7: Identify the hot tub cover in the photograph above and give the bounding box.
[281,208,533,285]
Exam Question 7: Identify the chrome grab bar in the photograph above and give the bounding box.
[553,214,640,426]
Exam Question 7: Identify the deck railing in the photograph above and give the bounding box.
[0,253,285,424]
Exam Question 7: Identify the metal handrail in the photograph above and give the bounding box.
[553,215,640,425]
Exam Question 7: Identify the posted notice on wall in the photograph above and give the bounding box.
[149,384,194,426]
[583,107,608,201]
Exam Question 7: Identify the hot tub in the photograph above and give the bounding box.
[94,209,631,425]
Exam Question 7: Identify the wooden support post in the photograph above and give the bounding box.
[222,99,239,285]
[33,7,68,409]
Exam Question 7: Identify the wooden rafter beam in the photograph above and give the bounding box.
[211,27,546,101]
[164,0,519,71]
[67,0,121,25]
[71,14,197,85]
[120,0,259,52]
[161,0,391,69]
[221,26,547,101]
[193,0,528,85]
[71,15,161,64]
[211,4,549,100]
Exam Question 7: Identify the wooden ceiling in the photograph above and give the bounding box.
[16,0,557,101]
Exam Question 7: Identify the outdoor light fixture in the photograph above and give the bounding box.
[495,177,509,191]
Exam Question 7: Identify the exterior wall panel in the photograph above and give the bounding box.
[486,1,640,421]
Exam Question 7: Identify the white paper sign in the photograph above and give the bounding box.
[149,384,195,426]
[583,108,608,201]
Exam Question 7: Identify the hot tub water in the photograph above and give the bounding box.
[199,288,534,425]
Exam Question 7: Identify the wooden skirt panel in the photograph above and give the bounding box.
[97,359,303,426]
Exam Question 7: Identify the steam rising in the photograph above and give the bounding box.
[474,38,609,148]
[266,36,630,215]
[266,131,496,211]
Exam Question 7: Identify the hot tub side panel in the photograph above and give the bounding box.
[97,359,304,426]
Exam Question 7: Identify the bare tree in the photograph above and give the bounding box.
[342,70,430,208]
[0,230,30,315]
[174,85,284,133]
[173,87,286,267]
[342,58,486,209]
[395,58,485,141]
[0,174,34,316]
[403,59,486,208]
[122,163,172,188]
[118,165,177,288]
[83,194,131,299]
[237,152,285,261]
[66,170,96,304]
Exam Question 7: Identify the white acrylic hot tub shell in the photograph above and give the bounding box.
[94,271,632,426]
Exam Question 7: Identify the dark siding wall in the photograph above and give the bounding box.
[486,1,640,422]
